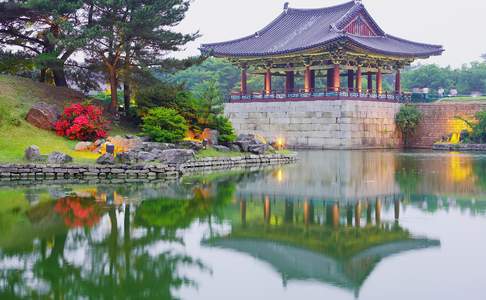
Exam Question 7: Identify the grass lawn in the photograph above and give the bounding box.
[437,96,486,102]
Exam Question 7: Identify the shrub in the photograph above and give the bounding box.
[471,111,486,143]
[395,105,422,145]
[208,115,236,143]
[55,103,109,141]
[141,107,188,143]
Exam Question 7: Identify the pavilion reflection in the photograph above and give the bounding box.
[208,195,439,296]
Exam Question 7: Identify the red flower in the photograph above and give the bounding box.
[54,103,109,141]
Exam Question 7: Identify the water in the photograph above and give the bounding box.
[1,150,486,300]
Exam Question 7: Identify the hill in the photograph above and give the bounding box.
[0,75,98,163]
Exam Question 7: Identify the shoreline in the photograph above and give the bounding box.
[0,153,297,184]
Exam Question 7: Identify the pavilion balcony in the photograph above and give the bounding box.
[226,88,410,103]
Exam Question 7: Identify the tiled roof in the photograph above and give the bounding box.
[200,1,443,58]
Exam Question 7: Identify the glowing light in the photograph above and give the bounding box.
[276,137,286,150]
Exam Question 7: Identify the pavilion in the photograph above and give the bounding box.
[200,1,443,102]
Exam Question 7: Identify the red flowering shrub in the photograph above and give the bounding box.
[55,103,109,141]
[54,196,102,228]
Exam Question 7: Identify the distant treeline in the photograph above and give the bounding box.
[168,58,486,96]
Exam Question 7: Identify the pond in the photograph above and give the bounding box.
[1,150,486,300]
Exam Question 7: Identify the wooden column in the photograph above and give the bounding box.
[367,72,373,93]
[376,68,382,95]
[394,199,400,220]
[355,201,362,228]
[304,200,312,225]
[264,69,272,95]
[285,70,295,94]
[375,199,382,225]
[326,69,333,92]
[304,65,311,93]
[395,69,401,94]
[240,200,247,226]
[332,64,340,92]
[347,70,354,92]
[240,66,247,95]
[310,70,315,92]
[356,66,362,93]
[332,203,340,229]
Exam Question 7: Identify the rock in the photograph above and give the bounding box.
[137,151,158,162]
[47,152,73,164]
[248,144,268,155]
[159,149,195,165]
[74,141,93,151]
[202,128,220,145]
[94,139,105,147]
[116,152,137,164]
[213,145,230,152]
[107,135,143,152]
[96,153,115,165]
[176,141,204,151]
[25,102,60,130]
[25,145,41,161]
[235,140,250,152]
[228,143,242,152]
[141,142,175,152]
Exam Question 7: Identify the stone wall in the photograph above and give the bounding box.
[410,103,486,148]
[225,100,402,149]
[0,154,296,182]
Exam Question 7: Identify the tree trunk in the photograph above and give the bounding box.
[123,81,131,114]
[52,64,68,87]
[109,68,118,113]
[39,68,47,83]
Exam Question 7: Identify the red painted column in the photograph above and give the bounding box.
[304,65,311,93]
[356,66,362,93]
[347,70,354,92]
[285,70,294,94]
[367,72,373,93]
[240,66,247,95]
[264,69,272,95]
[395,69,401,94]
[332,64,340,92]
[376,68,382,95]
[310,70,315,92]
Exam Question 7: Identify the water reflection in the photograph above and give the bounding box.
[0,151,486,299]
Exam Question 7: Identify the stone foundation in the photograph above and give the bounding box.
[0,154,296,182]
[432,143,486,152]
[225,100,402,149]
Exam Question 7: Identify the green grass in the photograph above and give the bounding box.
[0,75,98,163]
[196,148,243,159]
[437,96,486,102]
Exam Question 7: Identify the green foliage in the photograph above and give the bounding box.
[0,105,20,128]
[470,111,486,143]
[141,107,188,143]
[395,105,422,144]
[195,79,224,126]
[208,115,236,143]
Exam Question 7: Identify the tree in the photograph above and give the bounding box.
[0,0,84,86]
[83,0,199,113]
[395,105,422,146]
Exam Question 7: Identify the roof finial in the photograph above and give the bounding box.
[284,2,289,12]
[354,0,362,4]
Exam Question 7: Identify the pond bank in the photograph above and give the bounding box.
[432,143,486,151]
[0,153,297,183]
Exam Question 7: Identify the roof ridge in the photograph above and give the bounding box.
[287,1,355,13]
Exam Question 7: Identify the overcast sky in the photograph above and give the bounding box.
[174,0,485,67]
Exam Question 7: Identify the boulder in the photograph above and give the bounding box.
[25,102,60,130]
[213,145,230,152]
[235,140,251,152]
[202,128,220,145]
[74,141,93,151]
[141,142,175,152]
[248,144,268,155]
[116,152,137,164]
[96,153,115,165]
[176,141,204,151]
[227,143,242,152]
[159,149,195,165]
[137,151,158,162]
[25,145,41,161]
[107,135,143,152]
[47,152,73,164]
[94,139,105,147]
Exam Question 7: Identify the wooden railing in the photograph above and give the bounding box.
[227,88,410,103]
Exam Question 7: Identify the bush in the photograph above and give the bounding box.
[141,107,188,143]
[208,115,236,143]
[395,105,422,145]
[470,111,486,143]
[55,103,109,141]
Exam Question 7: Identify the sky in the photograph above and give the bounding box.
[174,0,486,68]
